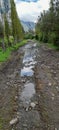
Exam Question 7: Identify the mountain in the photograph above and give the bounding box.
[21,21,36,32]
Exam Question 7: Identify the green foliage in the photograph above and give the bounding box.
[10,0,24,42]
[9,36,14,45]
[4,15,11,45]
[4,36,8,47]
[36,0,59,48]
[0,48,11,62]
[48,32,56,43]
[11,40,27,51]
[0,40,27,62]
[47,43,58,50]
[0,22,4,38]
[24,33,35,39]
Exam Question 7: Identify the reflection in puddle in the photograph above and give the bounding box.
[23,56,33,64]
[21,48,36,77]
[20,83,35,103]
[21,66,34,77]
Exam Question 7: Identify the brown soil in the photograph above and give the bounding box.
[0,41,59,130]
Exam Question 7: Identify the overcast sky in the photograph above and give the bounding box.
[14,0,50,22]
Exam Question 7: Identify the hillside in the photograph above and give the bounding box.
[21,20,35,32]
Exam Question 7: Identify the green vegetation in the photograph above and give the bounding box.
[0,0,24,51]
[47,43,59,50]
[36,0,59,48]
[0,0,26,63]
[24,32,35,40]
[0,40,27,62]
[0,117,3,130]
[11,40,27,51]
[10,0,24,42]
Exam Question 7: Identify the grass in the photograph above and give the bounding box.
[47,43,59,50]
[11,40,27,51]
[37,40,59,50]
[0,40,27,62]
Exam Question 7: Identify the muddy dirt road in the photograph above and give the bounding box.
[0,40,59,130]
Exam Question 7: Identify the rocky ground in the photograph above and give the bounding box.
[0,40,59,130]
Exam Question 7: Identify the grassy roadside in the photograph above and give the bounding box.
[47,43,59,50]
[37,41,59,50]
[0,40,27,62]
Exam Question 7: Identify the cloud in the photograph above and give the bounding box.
[14,0,50,22]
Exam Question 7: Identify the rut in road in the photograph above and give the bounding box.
[15,42,44,130]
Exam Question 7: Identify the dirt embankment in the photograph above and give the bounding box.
[0,47,23,130]
[35,44,59,130]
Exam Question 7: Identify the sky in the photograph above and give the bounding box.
[14,0,50,22]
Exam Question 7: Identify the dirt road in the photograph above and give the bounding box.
[0,40,59,130]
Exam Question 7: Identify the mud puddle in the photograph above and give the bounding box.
[20,82,35,103]
[17,43,41,130]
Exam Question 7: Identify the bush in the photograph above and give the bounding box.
[38,32,43,41]
[4,37,8,47]
[48,32,59,47]
[35,34,39,40]
[42,33,48,43]
[24,33,34,39]
[54,35,59,47]
[48,32,56,43]
[0,38,3,47]
[9,36,14,46]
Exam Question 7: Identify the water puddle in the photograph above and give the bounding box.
[20,43,37,103]
[20,44,37,77]
[21,66,34,77]
[19,43,41,129]
[20,82,35,103]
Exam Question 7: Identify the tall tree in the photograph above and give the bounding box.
[36,0,59,46]
[4,14,10,46]
[10,0,24,42]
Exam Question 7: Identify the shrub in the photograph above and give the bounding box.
[9,36,14,46]
[48,32,56,43]
[38,32,43,41]
[4,37,8,47]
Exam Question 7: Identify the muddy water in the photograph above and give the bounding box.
[20,83,35,104]
[20,43,37,105]
[18,43,41,130]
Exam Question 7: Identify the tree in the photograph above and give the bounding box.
[4,14,11,46]
[36,0,59,47]
[0,21,4,38]
[10,0,24,42]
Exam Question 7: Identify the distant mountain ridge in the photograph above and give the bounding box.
[21,20,35,32]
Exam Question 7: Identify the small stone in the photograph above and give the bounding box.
[55,128,57,130]
[54,71,56,74]
[15,96,18,100]
[17,112,19,115]
[48,82,52,86]
[10,118,18,125]
[22,79,25,83]
[13,106,18,112]
[23,124,27,127]
[38,94,40,97]
[25,107,28,112]
[30,102,36,108]
[52,96,54,100]
[6,82,10,85]
[12,129,14,130]
[29,107,32,110]
[52,93,55,97]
